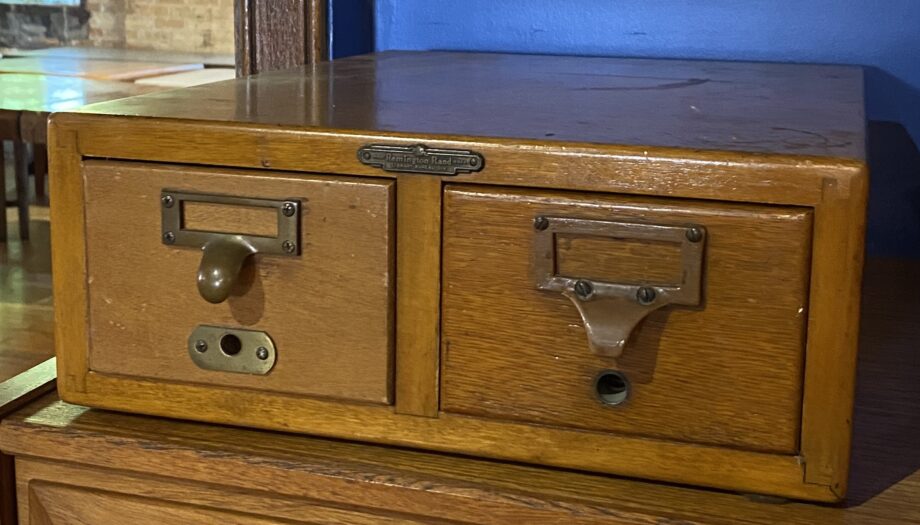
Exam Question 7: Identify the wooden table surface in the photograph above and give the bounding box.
[1,47,234,68]
[0,74,159,113]
[134,67,236,88]
[0,74,161,143]
[0,57,202,81]
[0,257,918,523]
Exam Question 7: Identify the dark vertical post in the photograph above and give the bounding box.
[0,141,7,244]
[13,140,29,241]
[234,0,328,77]
[0,452,15,525]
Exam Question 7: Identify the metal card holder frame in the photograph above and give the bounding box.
[533,216,706,358]
[161,190,301,255]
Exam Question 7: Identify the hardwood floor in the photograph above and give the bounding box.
[1,196,53,384]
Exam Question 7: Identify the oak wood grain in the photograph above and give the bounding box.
[441,186,812,453]
[4,261,920,525]
[182,201,279,237]
[46,52,868,501]
[80,51,865,160]
[0,400,807,523]
[45,127,861,500]
[48,126,88,395]
[394,176,441,417]
[52,112,858,211]
[82,161,394,404]
[59,368,824,499]
[800,167,869,496]
[21,471,434,525]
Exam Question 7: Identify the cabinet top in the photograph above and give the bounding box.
[77,51,866,161]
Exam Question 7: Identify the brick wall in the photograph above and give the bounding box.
[85,0,234,54]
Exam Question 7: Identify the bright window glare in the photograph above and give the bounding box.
[0,1,80,6]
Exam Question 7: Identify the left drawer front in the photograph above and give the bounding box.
[83,161,394,405]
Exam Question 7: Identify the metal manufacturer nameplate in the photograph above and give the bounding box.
[357,144,485,176]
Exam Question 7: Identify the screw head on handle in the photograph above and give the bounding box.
[686,227,704,243]
[573,279,595,301]
[636,286,657,305]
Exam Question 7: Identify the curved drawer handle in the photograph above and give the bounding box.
[533,216,706,358]
[197,236,258,304]
[161,190,301,304]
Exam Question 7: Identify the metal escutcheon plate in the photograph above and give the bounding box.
[188,325,277,375]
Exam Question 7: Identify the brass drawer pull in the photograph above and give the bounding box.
[197,236,258,304]
[161,190,301,304]
[533,216,705,358]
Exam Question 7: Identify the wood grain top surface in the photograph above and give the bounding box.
[75,51,866,160]
[1,258,917,524]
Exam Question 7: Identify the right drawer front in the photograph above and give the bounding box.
[440,185,813,454]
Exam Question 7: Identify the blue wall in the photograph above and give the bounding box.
[329,0,374,59]
[334,1,920,256]
[375,1,920,143]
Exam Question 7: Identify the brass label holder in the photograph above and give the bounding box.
[161,190,301,304]
[533,216,705,358]
[188,325,277,375]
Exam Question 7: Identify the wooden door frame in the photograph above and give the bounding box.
[234,0,328,76]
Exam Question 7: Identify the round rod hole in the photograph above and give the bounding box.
[594,370,630,406]
[220,334,243,356]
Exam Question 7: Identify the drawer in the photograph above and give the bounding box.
[18,459,435,525]
[441,185,813,453]
[82,161,394,405]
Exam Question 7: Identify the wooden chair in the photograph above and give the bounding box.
[0,110,30,242]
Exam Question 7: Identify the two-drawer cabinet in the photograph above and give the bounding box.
[49,51,868,501]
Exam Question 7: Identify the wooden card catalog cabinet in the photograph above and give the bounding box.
[49,52,867,502]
